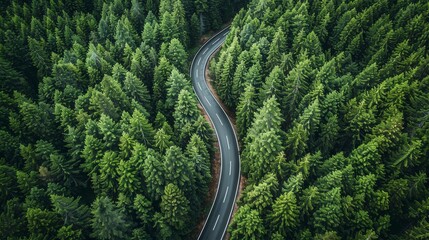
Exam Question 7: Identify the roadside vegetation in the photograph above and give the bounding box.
[211,0,429,239]
[0,0,246,239]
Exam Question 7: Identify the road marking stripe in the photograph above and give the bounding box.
[204,96,212,106]
[212,38,220,45]
[223,32,228,36]
[223,186,229,203]
[203,48,208,55]
[216,113,223,126]
[198,82,202,90]
[213,215,220,230]
[226,136,230,150]
[196,70,199,78]
[229,161,232,176]
[198,57,201,65]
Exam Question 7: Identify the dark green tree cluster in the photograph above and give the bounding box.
[211,0,429,239]
[0,0,244,239]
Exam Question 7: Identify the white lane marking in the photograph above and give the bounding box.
[223,32,228,36]
[212,38,220,45]
[196,70,199,78]
[198,57,201,65]
[204,96,212,106]
[198,82,202,90]
[226,136,230,150]
[223,186,229,203]
[213,215,220,230]
[216,113,223,126]
[229,161,232,176]
[203,48,208,55]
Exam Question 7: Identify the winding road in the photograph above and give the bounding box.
[191,27,241,240]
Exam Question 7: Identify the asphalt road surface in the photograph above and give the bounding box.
[191,27,240,240]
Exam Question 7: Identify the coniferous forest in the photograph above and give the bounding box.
[211,0,429,239]
[1,0,429,239]
[0,0,246,239]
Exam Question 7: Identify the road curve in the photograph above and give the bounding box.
[190,27,240,240]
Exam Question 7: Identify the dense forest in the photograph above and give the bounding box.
[0,0,246,239]
[211,0,429,239]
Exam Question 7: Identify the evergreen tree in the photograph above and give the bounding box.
[163,146,193,195]
[165,68,192,110]
[236,84,258,138]
[143,149,165,202]
[165,39,188,73]
[50,195,90,227]
[129,109,155,147]
[269,191,299,237]
[153,57,173,105]
[229,205,266,239]
[173,89,200,131]
[266,28,287,72]
[159,183,190,233]
[260,66,286,103]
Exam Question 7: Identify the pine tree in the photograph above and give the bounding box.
[56,225,83,240]
[163,146,194,194]
[142,21,160,50]
[50,195,90,227]
[133,194,153,227]
[160,183,190,232]
[130,0,145,32]
[245,61,264,90]
[232,61,248,102]
[229,205,266,239]
[160,12,179,44]
[114,17,137,51]
[49,154,82,187]
[242,173,279,214]
[236,84,257,138]
[260,66,286,103]
[123,72,151,108]
[143,149,165,201]
[172,0,188,46]
[153,57,173,105]
[312,188,343,234]
[190,14,201,46]
[194,0,208,33]
[154,128,174,153]
[285,123,309,161]
[218,54,235,107]
[99,151,120,196]
[185,143,211,207]
[266,28,287,71]
[26,208,62,239]
[269,191,299,237]
[165,38,188,73]
[244,129,283,183]
[90,196,129,240]
[165,68,192,110]
[129,109,155,147]
[173,89,200,131]
[118,159,140,200]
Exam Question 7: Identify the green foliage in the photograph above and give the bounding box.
[159,183,191,234]
[50,195,90,227]
[26,207,62,239]
[215,0,429,238]
[229,205,266,239]
[90,196,129,240]
[269,191,299,236]
[0,0,241,238]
